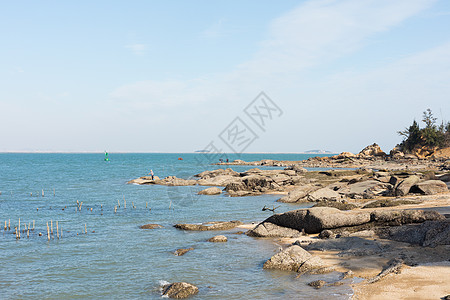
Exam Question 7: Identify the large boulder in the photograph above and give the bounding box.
[248,208,444,235]
[198,187,222,195]
[247,222,302,238]
[307,188,341,202]
[395,175,420,196]
[263,245,331,274]
[162,282,199,299]
[411,180,448,195]
[258,207,371,234]
[384,219,450,247]
[174,221,243,231]
[358,143,386,157]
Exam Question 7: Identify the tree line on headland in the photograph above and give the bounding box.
[397,109,450,154]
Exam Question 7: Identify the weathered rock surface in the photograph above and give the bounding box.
[411,180,448,195]
[198,187,222,195]
[383,219,450,247]
[395,175,420,196]
[208,235,227,242]
[140,224,163,229]
[248,207,444,237]
[263,245,332,274]
[247,222,302,238]
[277,184,320,203]
[358,143,386,157]
[307,188,341,202]
[162,282,199,299]
[174,221,243,231]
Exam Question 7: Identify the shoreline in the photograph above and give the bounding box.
[129,150,449,299]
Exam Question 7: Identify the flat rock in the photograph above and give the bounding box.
[174,221,243,231]
[198,187,222,195]
[208,235,227,242]
[140,224,163,229]
[308,280,326,289]
[162,282,199,299]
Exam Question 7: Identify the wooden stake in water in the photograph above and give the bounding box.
[15,227,18,239]
[51,220,53,235]
[33,220,35,230]
[85,223,87,234]
[146,202,148,208]
[47,222,50,241]
[124,199,126,209]
[18,218,20,234]
[118,199,120,208]
[4,220,6,230]
[114,205,117,213]
[53,188,55,196]
[56,221,59,239]
[8,219,10,230]
[42,189,44,197]
[27,228,29,238]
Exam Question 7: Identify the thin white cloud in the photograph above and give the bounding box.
[125,43,146,55]
[112,0,435,107]
[201,18,226,38]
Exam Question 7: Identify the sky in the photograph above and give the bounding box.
[1,0,449,153]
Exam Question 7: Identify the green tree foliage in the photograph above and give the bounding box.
[398,109,449,152]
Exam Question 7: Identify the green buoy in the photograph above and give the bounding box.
[104,151,109,161]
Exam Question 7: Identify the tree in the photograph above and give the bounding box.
[397,109,449,153]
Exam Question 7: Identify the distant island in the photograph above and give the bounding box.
[302,150,335,154]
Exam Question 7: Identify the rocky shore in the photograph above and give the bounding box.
[130,144,450,299]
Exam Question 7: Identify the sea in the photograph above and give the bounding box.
[0,153,355,299]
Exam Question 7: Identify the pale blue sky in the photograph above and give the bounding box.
[1,0,449,153]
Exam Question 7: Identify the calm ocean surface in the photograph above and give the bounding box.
[0,153,353,299]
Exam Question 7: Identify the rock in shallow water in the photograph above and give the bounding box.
[208,235,227,242]
[174,221,243,231]
[140,224,163,229]
[162,282,199,299]
[263,245,333,275]
[197,187,222,195]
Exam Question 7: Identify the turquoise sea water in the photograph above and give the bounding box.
[0,153,353,299]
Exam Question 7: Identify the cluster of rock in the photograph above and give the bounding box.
[247,207,448,246]
[215,144,450,170]
[278,170,449,204]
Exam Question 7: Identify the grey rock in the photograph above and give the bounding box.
[386,219,450,247]
[395,175,420,196]
[263,245,331,275]
[277,184,319,203]
[247,222,302,238]
[411,180,448,195]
